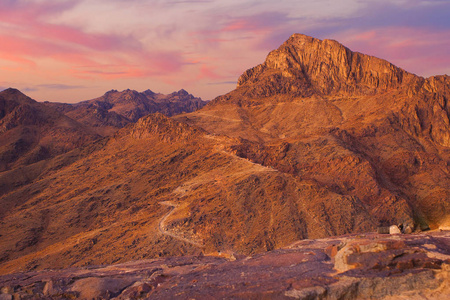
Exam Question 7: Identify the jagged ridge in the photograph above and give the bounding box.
[117,112,205,142]
[236,34,417,97]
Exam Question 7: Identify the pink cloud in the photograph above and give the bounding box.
[0,12,140,56]
[68,50,186,81]
[0,1,240,104]
[71,66,144,80]
[0,32,101,69]
[222,20,253,32]
[196,64,224,80]
[0,0,187,81]
[191,11,289,46]
[31,24,133,52]
[338,27,450,76]
[0,1,77,22]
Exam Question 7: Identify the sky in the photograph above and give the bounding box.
[0,0,449,103]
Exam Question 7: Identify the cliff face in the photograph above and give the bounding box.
[233,33,450,149]
[399,75,450,148]
[236,34,416,98]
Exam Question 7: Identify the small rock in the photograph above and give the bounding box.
[43,280,56,296]
[403,225,413,234]
[43,279,66,296]
[118,281,155,299]
[0,287,12,294]
[136,282,152,294]
[285,286,326,299]
[325,244,339,258]
[389,225,401,234]
[70,277,132,299]
[334,245,357,272]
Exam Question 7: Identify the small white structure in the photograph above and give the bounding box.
[389,225,401,234]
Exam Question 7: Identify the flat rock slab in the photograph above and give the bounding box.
[0,231,449,299]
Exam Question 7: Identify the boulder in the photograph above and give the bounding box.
[389,225,401,234]
[403,225,413,234]
[70,277,132,299]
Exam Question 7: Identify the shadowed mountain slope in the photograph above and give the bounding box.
[0,88,100,172]
[0,113,377,274]
[0,88,206,186]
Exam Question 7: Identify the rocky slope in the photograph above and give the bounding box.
[176,33,450,231]
[0,88,100,172]
[0,88,206,190]
[0,231,448,299]
[0,112,380,274]
[0,34,449,283]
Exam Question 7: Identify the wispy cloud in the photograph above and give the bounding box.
[0,0,187,82]
[37,84,87,90]
[337,27,450,76]
[207,81,237,85]
[21,87,39,93]
[167,0,213,3]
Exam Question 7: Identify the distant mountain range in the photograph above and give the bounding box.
[45,89,206,136]
[0,34,449,281]
[0,88,206,172]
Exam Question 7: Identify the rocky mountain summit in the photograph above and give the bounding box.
[235,34,415,98]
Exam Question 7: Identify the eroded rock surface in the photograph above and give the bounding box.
[1,231,448,299]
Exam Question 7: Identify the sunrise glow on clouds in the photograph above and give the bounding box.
[0,0,449,102]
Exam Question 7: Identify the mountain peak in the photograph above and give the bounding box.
[1,87,22,94]
[237,34,416,98]
[0,88,28,98]
[171,89,190,97]
[143,89,155,96]
[118,112,204,142]
[105,89,118,94]
[0,88,37,105]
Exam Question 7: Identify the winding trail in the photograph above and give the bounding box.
[158,201,204,248]
[157,135,277,249]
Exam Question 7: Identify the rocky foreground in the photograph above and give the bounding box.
[0,230,448,299]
